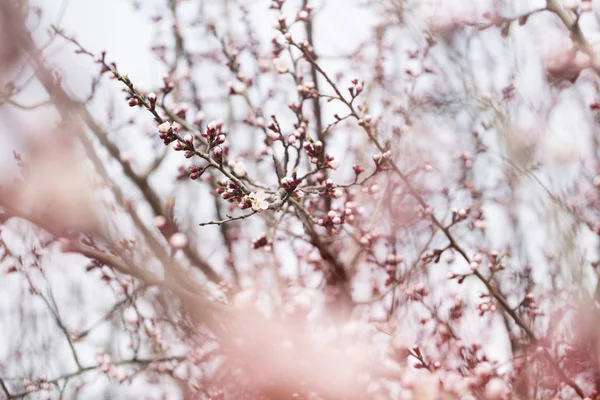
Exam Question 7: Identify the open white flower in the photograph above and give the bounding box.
[249,191,269,212]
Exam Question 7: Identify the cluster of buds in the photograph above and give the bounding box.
[359,231,378,249]
[476,298,497,316]
[286,125,306,145]
[316,209,346,234]
[280,173,301,191]
[372,150,391,168]
[188,164,207,180]
[353,164,365,177]
[469,253,483,271]
[342,201,361,223]
[173,133,196,158]
[251,232,271,250]
[157,121,180,145]
[266,119,282,141]
[295,4,312,22]
[216,178,245,205]
[348,78,364,98]
[296,81,317,99]
[303,138,323,164]
[324,153,339,169]
[321,179,343,199]
[485,250,505,273]
[23,378,56,394]
[276,16,288,34]
[297,39,315,57]
[357,114,373,128]
[202,120,226,148]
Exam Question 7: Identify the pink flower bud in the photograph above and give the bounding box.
[154,216,167,229]
[296,10,309,21]
[158,121,171,134]
[169,233,188,250]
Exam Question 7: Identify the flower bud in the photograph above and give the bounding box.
[169,233,188,250]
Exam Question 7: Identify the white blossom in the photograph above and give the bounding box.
[249,191,269,212]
